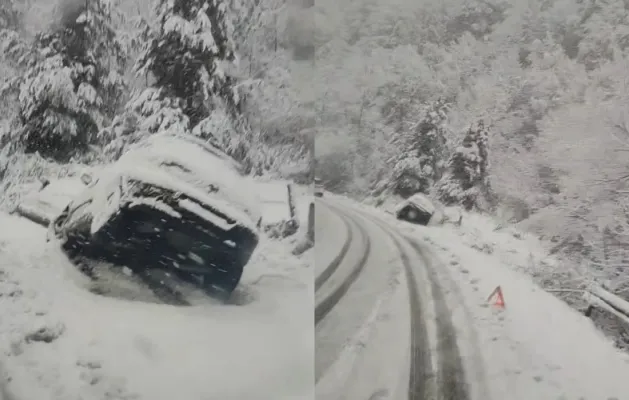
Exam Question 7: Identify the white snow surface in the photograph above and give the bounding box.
[0,211,312,400]
[14,177,86,224]
[335,194,629,400]
[255,181,292,225]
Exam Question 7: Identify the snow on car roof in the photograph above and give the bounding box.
[117,133,260,225]
[396,193,436,215]
[109,163,257,231]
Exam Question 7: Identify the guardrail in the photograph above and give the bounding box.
[583,284,629,325]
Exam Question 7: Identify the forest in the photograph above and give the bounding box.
[0,0,312,209]
[313,0,629,300]
[3,0,629,319]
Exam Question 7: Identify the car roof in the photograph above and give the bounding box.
[115,133,260,224]
[406,193,436,214]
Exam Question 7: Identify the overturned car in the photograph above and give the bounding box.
[47,133,261,301]
[395,193,436,226]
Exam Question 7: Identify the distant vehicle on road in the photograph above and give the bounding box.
[395,193,436,226]
[314,178,324,197]
[47,132,261,301]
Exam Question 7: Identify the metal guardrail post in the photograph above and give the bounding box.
[307,201,314,243]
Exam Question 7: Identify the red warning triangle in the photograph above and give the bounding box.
[487,286,505,308]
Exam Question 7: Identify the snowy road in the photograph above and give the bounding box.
[315,198,470,399]
[325,194,629,400]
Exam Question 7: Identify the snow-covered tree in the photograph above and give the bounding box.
[436,119,493,210]
[1,0,127,162]
[100,87,191,160]
[136,0,241,127]
[386,99,449,198]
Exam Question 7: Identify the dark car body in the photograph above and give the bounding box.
[395,193,436,226]
[47,133,261,300]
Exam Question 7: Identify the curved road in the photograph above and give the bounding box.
[315,197,471,400]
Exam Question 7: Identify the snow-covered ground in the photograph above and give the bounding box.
[337,194,629,399]
[0,186,313,400]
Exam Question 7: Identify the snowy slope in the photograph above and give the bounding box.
[340,195,629,399]
[0,212,312,400]
[255,181,293,225]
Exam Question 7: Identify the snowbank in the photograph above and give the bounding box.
[406,224,629,399]
[0,153,93,212]
[0,213,312,400]
[13,176,86,226]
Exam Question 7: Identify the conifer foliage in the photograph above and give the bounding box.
[136,0,241,128]
[436,119,492,210]
[387,99,449,198]
[2,0,126,162]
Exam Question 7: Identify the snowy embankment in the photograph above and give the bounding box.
[0,184,313,400]
[345,196,629,399]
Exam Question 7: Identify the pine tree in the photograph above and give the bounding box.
[136,0,241,128]
[2,0,126,162]
[436,119,492,211]
[387,99,449,198]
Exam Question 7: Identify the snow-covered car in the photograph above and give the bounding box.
[314,178,324,197]
[395,193,436,226]
[47,132,261,300]
[256,181,299,238]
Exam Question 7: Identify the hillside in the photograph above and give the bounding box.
[313,0,629,345]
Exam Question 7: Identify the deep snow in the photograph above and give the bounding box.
[0,186,313,400]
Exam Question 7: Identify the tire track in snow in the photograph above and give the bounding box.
[407,239,470,400]
[315,201,372,325]
[314,201,352,291]
[365,217,435,400]
[315,201,408,391]
[409,237,491,400]
[362,209,471,400]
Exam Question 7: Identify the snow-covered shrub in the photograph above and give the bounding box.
[436,119,493,211]
[100,87,191,160]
